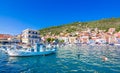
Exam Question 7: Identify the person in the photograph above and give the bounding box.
[102,56,108,61]
[77,54,80,59]
[77,50,80,59]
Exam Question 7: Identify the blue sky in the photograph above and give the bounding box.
[0,0,120,35]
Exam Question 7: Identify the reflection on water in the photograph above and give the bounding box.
[0,44,120,73]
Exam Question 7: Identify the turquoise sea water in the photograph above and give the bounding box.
[0,44,120,73]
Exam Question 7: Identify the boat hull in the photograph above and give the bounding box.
[7,49,56,57]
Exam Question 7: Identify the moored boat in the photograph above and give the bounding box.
[7,44,56,57]
[114,44,120,46]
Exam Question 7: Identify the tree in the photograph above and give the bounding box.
[47,38,51,43]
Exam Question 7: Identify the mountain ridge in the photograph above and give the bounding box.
[39,18,120,36]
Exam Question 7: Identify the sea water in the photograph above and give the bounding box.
[0,44,120,73]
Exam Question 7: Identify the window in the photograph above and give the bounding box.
[36,32,37,34]
[32,36,34,38]
[29,35,31,38]
[29,31,31,33]
[32,32,34,34]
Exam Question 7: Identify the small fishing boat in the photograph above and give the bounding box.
[7,44,56,57]
[114,44,120,46]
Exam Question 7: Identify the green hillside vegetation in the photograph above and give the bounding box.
[39,18,120,36]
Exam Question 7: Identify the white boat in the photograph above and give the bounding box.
[7,44,56,57]
[114,44,120,46]
[0,46,8,53]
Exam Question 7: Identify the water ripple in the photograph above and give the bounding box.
[0,45,120,73]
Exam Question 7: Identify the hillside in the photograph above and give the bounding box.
[39,18,120,36]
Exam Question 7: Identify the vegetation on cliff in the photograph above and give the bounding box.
[39,18,120,36]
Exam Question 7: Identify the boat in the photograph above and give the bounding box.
[7,44,56,57]
[0,46,8,53]
[114,44,120,46]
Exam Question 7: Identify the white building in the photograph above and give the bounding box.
[58,36,69,43]
[22,29,40,45]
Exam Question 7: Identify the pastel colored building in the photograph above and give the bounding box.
[0,34,13,45]
[22,29,40,45]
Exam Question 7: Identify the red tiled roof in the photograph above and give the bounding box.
[0,34,13,40]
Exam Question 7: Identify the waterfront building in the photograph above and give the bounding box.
[21,29,40,45]
[80,36,89,44]
[68,37,76,44]
[0,34,21,46]
[58,36,69,43]
[0,34,13,45]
